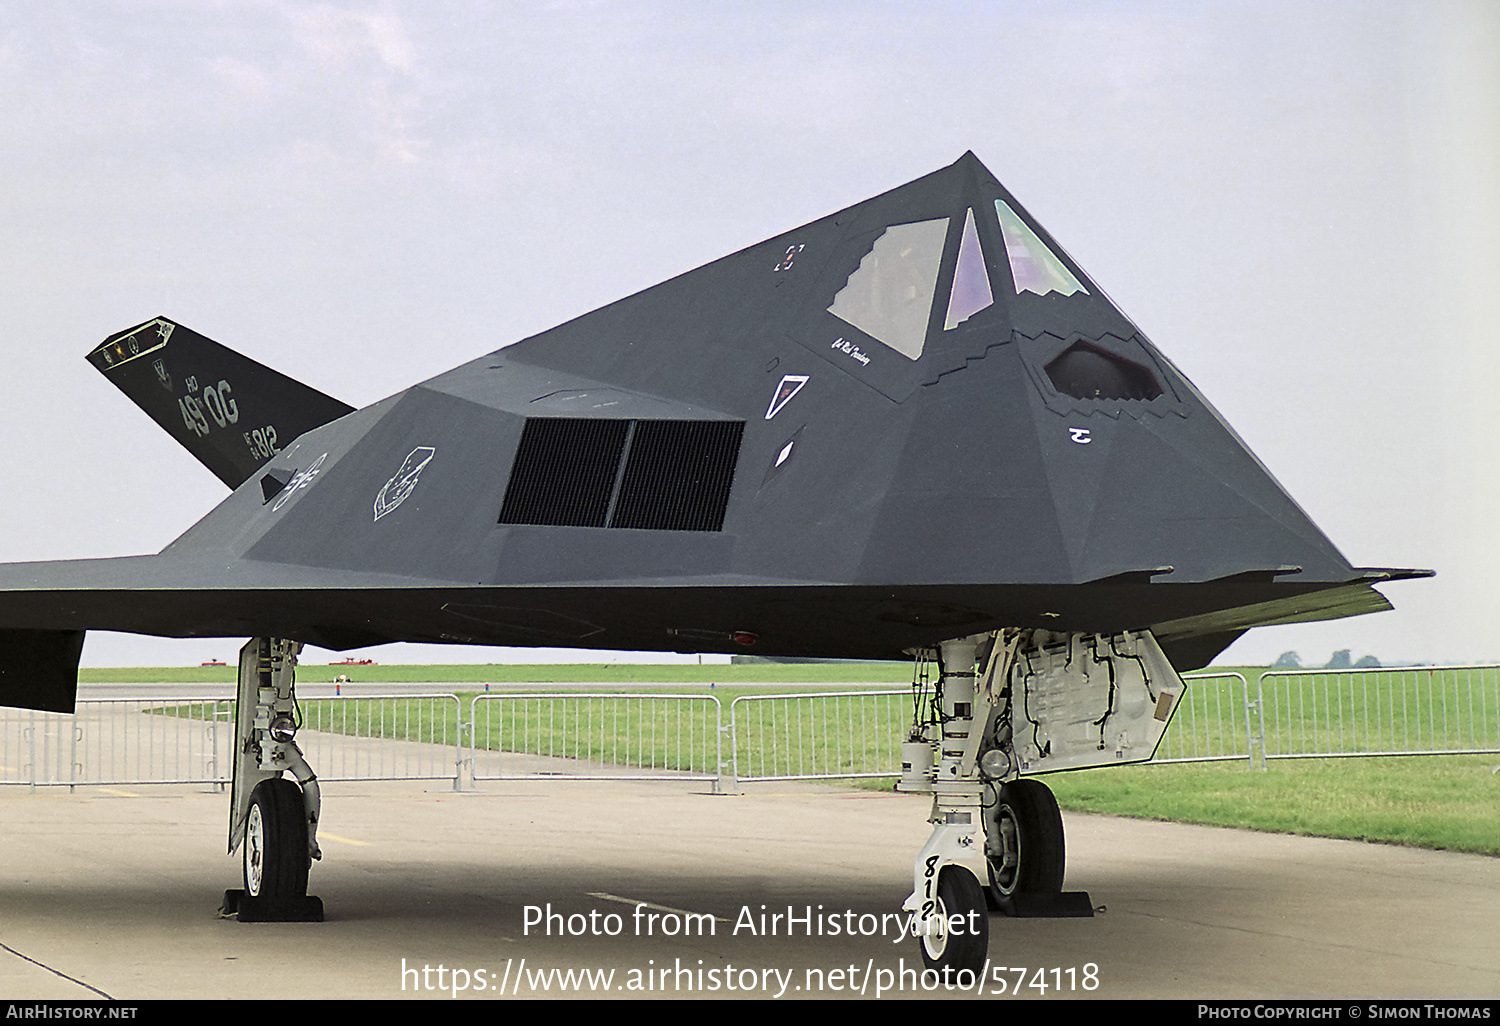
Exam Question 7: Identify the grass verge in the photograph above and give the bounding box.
[1042,754,1500,855]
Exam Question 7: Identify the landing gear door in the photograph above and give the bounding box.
[1009,630,1186,774]
[228,638,286,853]
[229,640,255,853]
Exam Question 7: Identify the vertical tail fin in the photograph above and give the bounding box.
[88,318,355,489]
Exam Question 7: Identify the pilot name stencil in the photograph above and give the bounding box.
[830,338,870,365]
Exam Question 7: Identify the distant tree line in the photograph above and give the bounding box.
[1272,650,1380,669]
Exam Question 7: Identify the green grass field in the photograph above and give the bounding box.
[1040,754,1500,856]
[135,662,1500,856]
[81,661,914,685]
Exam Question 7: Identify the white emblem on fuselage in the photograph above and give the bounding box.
[271,452,329,512]
[765,375,809,420]
[374,447,436,521]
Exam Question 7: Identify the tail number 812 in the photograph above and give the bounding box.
[243,425,280,461]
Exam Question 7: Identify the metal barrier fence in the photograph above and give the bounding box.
[300,693,464,787]
[1154,672,1254,766]
[727,690,910,785]
[1,698,234,789]
[1,694,465,790]
[1257,665,1500,766]
[5,667,1499,789]
[468,693,723,786]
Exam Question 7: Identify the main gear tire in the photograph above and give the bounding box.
[242,777,310,900]
[987,777,1064,915]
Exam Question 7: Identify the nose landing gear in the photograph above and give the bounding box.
[903,631,1104,973]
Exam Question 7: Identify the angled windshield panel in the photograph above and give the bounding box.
[944,208,993,329]
[828,217,949,360]
[995,199,1087,297]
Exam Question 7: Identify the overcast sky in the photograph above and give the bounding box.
[2,1,1496,667]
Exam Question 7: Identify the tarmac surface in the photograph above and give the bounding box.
[2,778,1498,1001]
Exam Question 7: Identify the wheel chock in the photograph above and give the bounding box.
[1002,891,1095,918]
[220,888,324,923]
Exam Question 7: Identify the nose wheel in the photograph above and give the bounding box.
[919,867,989,974]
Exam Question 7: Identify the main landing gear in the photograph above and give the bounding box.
[986,778,1076,916]
[221,638,324,923]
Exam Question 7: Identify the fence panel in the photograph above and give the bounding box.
[1153,672,1255,766]
[0,708,66,786]
[0,694,464,788]
[728,690,910,783]
[469,693,722,784]
[0,699,233,788]
[297,693,465,786]
[1258,666,1500,762]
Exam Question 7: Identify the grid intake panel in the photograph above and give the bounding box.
[610,420,745,531]
[498,418,744,532]
[497,418,629,527]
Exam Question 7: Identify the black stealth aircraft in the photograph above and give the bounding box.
[0,152,1427,964]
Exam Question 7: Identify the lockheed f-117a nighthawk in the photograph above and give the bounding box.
[0,151,1428,969]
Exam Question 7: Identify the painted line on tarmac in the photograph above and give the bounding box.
[319,832,371,846]
[587,891,731,922]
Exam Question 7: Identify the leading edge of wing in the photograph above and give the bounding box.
[0,553,468,594]
[0,550,1418,646]
[1149,579,1400,642]
[0,553,462,627]
[0,553,478,657]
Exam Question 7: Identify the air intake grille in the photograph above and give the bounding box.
[498,418,744,532]
[497,418,629,527]
[611,420,745,531]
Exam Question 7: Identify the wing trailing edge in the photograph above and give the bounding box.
[88,318,355,489]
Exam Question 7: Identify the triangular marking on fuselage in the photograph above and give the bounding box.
[765,375,808,420]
